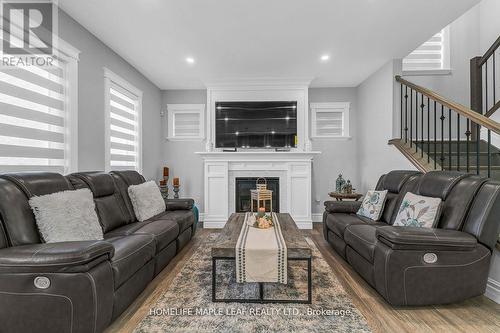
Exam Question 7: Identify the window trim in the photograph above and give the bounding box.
[310,102,351,140]
[166,103,205,141]
[103,67,143,173]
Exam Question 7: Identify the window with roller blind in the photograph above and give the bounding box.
[403,27,451,74]
[0,41,79,174]
[104,68,143,173]
[310,102,350,139]
[166,104,205,141]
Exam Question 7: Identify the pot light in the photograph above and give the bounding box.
[186,57,195,64]
[320,54,330,62]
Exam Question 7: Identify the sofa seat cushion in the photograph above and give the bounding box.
[160,210,195,232]
[325,213,373,238]
[344,224,381,263]
[107,234,155,289]
[133,219,179,252]
[104,221,150,238]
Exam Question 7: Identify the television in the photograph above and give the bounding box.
[215,101,297,149]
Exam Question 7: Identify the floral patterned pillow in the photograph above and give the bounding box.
[393,192,442,228]
[356,190,388,221]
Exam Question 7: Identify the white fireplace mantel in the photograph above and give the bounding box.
[196,151,320,229]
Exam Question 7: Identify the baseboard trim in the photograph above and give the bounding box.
[312,213,323,223]
[485,278,500,304]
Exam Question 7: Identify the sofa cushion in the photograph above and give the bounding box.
[110,171,146,223]
[344,224,379,263]
[133,219,179,252]
[107,234,156,289]
[104,222,149,238]
[29,188,103,243]
[161,210,195,232]
[376,170,421,193]
[416,171,467,200]
[325,213,372,238]
[128,181,166,222]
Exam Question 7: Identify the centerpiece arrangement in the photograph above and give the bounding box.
[248,207,274,229]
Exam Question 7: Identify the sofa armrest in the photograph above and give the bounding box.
[376,226,477,251]
[324,200,361,214]
[165,198,194,211]
[0,240,114,273]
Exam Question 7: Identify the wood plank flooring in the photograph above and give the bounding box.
[106,224,500,333]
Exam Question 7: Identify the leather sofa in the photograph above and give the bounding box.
[0,170,197,333]
[324,170,500,306]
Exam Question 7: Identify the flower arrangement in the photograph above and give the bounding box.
[249,207,274,229]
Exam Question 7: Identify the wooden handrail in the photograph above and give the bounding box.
[396,75,500,135]
[479,35,500,66]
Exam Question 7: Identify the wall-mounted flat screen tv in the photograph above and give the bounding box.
[215,101,297,149]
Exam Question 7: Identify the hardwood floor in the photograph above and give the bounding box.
[106,224,500,333]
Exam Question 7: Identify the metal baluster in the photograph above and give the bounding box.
[400,84,403,139]
[420,95,424,157]
[427,97,430,163]
[457,114,460,171]
[466,119,471,173]
[476,123,480,175]
[485,61,488,113]
[441,105,445,170]
[404,86,408,143]
[488,130,491,178]
[448,109,452,170]
[494,53,497,106]
[434,101,437,169]
[415,91,419,153]
[410,89,413,148]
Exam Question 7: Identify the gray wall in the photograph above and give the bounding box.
[58,10,163,180]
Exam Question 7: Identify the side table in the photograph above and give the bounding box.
[328,192,363,201]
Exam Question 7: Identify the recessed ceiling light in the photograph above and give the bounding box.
[271,130,276,134]
[320,54,330,62]
[186,57,195,64]
[235,131,239,136]
[224,117,229,121]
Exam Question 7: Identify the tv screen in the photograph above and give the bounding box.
[215,101,297,149]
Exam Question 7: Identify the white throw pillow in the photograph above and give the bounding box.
[128,181,166,222]
[356,190,388,221]
[29,188,103,243]
[393,192,442,228]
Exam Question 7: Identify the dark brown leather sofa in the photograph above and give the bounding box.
[324,170,500,306]
[0,170,197,333]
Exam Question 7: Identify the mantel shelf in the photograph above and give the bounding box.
[195,151,321,160]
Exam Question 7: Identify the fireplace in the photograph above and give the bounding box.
[235,177,280,213]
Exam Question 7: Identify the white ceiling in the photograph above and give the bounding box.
[58,0,480,89]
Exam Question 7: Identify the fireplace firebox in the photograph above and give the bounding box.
[235,177,279,213]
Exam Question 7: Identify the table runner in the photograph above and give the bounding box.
[236,212,287,284]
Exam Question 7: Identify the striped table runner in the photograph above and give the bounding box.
[236,212,287,284]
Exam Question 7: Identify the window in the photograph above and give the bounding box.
[167,104,205,141]
[403,26,450,73]
[0,41,79,174]
[104,68,142,172]
[310,102,350,139]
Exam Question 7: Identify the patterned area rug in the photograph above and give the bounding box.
[134,234,371,333]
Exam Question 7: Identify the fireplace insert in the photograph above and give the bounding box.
[235,177,279,212]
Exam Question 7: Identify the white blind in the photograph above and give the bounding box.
[173,112,201,137]
[107,81,141,171]
[0,61,70,173]
[403,29,447,70]
[315,111,343,137]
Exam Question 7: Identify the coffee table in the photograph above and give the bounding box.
[211,213,312,304]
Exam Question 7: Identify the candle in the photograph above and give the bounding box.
[159,180,166,186]
[173,177,180,186]
[257,206,265,217]
[163,167,169,177]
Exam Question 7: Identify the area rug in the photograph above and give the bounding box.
[134,234,371,332]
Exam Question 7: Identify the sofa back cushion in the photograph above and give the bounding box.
[68,172,130,233]
[375,170,422,224]
[0,173,73,246]
[414,171,485,231]
[110,170,146,223]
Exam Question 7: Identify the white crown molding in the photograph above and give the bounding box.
[203,77,314,89]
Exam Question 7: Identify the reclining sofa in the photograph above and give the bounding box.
[324,170,500,306]
[0,170,197,333]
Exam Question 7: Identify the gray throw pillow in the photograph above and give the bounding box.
[128,181,166,222]
[29,188,103,243]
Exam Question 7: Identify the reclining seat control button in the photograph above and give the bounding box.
[34,276,51,289]
[423,253,438,264]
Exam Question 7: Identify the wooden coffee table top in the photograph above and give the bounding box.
[211,213,312,259]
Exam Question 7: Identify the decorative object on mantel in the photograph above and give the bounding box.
[159,167,169,199]
[250,178,273,212]
[328,191,363,201]
[335,174,346,193]
[173,177,180,199]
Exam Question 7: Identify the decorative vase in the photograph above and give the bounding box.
[335,174,345,193]
[173,185,180,199]
[344,180,353,194]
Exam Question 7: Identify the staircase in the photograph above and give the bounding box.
[390,35,500,179]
